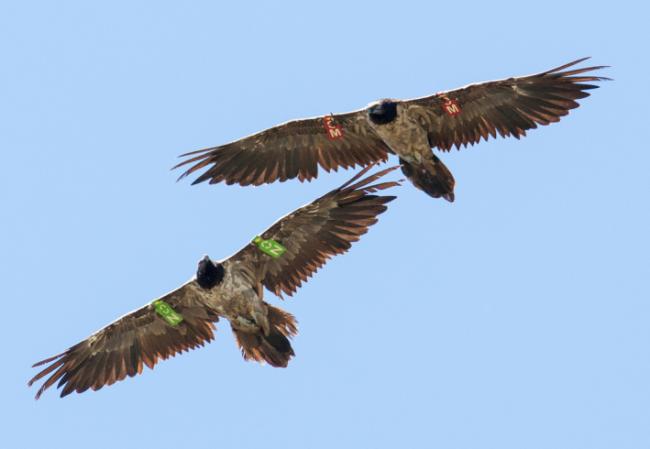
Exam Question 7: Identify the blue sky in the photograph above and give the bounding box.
[2,1,648,448]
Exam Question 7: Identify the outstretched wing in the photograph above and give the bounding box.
[227,164,400,297]
[404,57,609,151]
[173,110,391,186]
[28,280,219,399]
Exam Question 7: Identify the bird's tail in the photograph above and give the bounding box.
[399,155,455,202]
[232,304,297,368]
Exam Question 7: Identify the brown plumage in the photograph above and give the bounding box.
[28,281,219,399]
[232,304,297,367]
[229,164,400,298]
[174,58,608,201]
[405,58,609,151]
[28,164,400,399]
[176,114,391,186]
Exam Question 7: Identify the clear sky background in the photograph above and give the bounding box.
[1,1,648,448]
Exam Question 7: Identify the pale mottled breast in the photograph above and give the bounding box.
[367,102,430,161]
[209,259,259,318]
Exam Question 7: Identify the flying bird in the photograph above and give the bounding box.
[174,58,608,202]
[29,165,400,399]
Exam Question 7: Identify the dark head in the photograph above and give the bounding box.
[196,255,225,289]
[368,99,398,125]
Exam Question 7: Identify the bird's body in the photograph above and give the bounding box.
[366,100,457,201]
[213,257,273,335]
[29,165,400,399]
[367,101,429,163]
[198,258,253,323]
[175,58,608,201]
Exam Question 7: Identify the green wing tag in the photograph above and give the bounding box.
[253,236,287,258]
[153,300,184,326]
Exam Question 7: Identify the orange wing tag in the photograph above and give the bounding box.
[441,97,461,116]
[323,115,344,140]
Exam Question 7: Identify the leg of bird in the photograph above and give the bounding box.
[233,316,258,333]
[251,308,271,336]
[250,281,271,335]
[254,281,264,301]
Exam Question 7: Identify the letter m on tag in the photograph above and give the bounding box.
[442,99,461,116]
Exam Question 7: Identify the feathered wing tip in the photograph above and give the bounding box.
[232,304,298,368]
[28,351,71,400]
[535,57,612,97]
[338,163,402,191]
[542,57,612,81]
